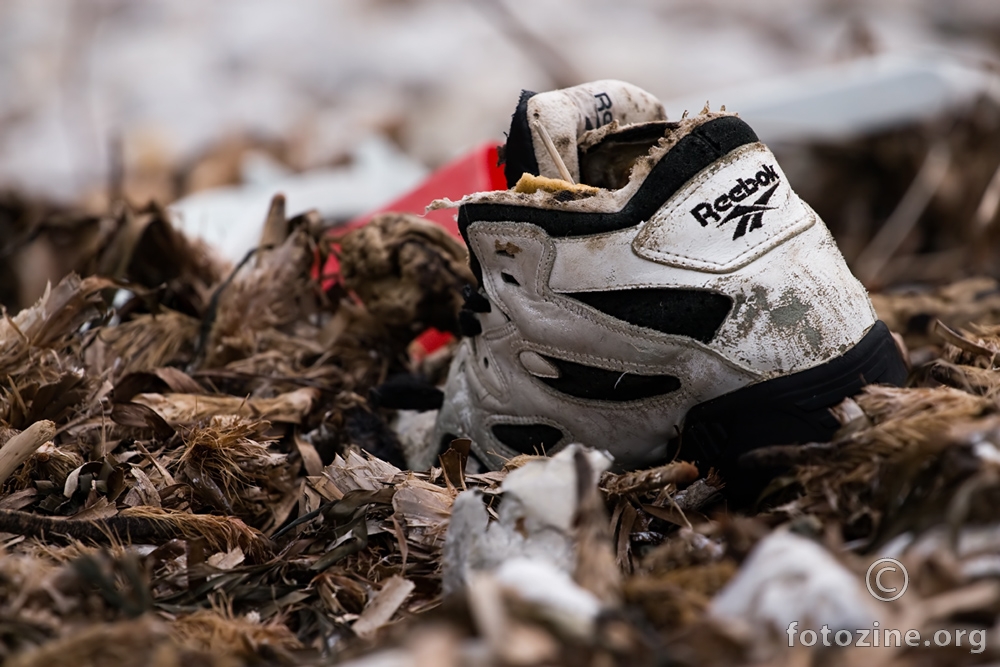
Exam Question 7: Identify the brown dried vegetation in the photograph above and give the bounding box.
[8,107,1000,666]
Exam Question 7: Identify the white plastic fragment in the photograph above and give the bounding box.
[169,135,427,263]
[442,444,612,643]
[710,530,882,648]
[493,558,602,639]
[443,444,612,594]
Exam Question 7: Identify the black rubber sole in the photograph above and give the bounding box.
[677,320,908,506]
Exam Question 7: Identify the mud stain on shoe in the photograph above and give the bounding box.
[769,287,821,354]
[584,234,611,252]
[495,240,522,257]
[729,286,766,338]
[731,285,820,355]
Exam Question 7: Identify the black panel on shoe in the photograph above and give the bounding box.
[461,116,759,283]
[536,355,681,402]
[462,284,492,313]
[503,90,540,188]
[458,309,482,337]
[679,320,909,506]
[567,288,732,343]
[491,423,563,455]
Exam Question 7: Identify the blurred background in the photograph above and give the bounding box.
[3,0,1000,311]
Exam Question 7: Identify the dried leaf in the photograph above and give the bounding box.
[352,575,415,639]
[133,387,318,424]
[110,402,175,440]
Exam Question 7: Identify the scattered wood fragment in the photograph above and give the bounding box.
[600,461,699,496]
[352,575,416,639]
[0,421,55,485]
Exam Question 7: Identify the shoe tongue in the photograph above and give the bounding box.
[503,80,666,188]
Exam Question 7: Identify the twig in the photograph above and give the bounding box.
[975,159,1000,231]
[0,508,273,560]
[0,420,56,485]
[853,141,951,286]
[932,319,999,364]
[600,461,699,496]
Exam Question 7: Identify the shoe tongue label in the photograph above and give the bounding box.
[633,144,814,273]
[527,81,667,183]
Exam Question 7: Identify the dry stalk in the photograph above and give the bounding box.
[0,421,56,485]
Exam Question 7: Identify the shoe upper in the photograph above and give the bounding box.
[431,80,890,473]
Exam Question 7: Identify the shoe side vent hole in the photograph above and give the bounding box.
[501,272,520,286]
[491,423,563,455]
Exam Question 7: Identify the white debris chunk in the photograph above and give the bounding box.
[494,558,602,639]
[500,446,611,535]
[710,530,882,651]
[393,409,440,471]
[442,445,612,638]
[444,445,612,594]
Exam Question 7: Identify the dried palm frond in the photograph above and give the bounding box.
[95,310,200,378]
[0,506,272,561]
[5,616,237,667]
[132,388,319,425]
[204,225,318,368]
[871,277,1000,349]
[174,416,289,524]
[780,386,1000,544]
[170,607,301,659]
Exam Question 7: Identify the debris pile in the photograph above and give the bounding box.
[6,107,1000,666]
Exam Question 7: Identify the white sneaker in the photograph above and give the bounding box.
[433,80,906,480]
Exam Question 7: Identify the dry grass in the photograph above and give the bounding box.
[8,187,1000,666]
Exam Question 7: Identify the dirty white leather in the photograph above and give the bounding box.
[430,83,876,471]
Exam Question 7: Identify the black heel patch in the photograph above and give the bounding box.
[680,320,908,505]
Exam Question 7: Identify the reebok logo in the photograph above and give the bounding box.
[689,164,781,240]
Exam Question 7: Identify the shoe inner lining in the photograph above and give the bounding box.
[578,121,676,189]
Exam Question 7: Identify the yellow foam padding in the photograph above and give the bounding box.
[513,173,600,196]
